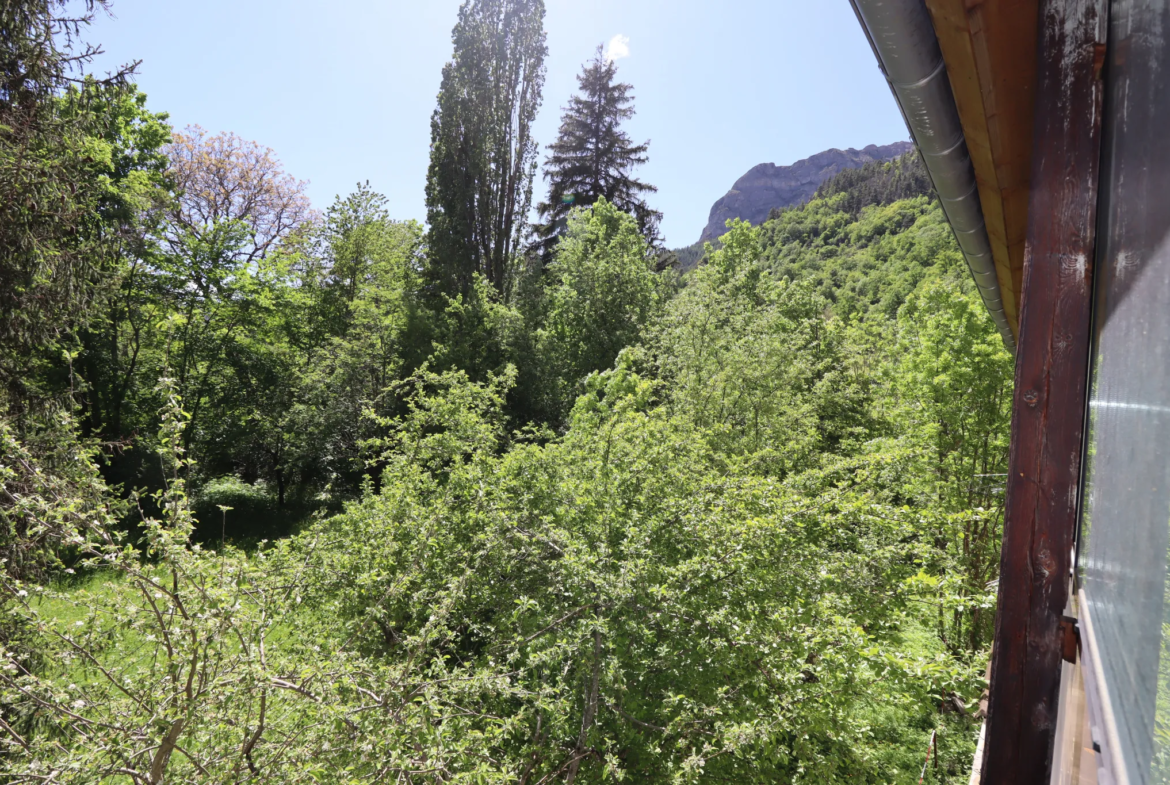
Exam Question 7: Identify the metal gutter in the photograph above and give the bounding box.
[847,0,1017,351]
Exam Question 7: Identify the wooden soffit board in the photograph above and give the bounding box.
[923,0,1041,341]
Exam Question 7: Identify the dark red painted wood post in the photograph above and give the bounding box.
[980,0,1108,782]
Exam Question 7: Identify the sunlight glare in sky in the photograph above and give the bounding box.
[604,34,631,61]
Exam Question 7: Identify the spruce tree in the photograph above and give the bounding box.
[0,0,141,393]
[424,0,547,298]
[535,47,662,256]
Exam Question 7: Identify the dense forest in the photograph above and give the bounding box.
[0,1,1013,782]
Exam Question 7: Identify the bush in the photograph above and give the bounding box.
[191,475,285,544]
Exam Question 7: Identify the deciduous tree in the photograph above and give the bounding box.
[539,199,663,418]
[164,125,312,266]
[424,0,547,297]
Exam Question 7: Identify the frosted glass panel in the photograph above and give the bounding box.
[1078,2,1170,783]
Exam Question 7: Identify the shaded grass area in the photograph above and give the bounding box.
[189,477,336,548]
[852,616,983,783]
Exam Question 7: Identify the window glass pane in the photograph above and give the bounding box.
[1078,1,1170,783]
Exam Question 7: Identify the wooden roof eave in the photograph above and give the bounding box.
[922,0,1042,342]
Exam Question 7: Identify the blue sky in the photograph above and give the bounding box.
[89,1,908,247]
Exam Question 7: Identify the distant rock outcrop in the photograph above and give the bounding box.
[698,142,913,243]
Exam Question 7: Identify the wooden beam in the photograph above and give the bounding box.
[924,0,1041,341]
[981,0,1108,782]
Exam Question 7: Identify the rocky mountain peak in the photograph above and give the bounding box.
[698,141,914,243]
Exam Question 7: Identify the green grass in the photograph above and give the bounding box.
[850,612,984,784]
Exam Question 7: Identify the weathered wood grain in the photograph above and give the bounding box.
[980,0,1108,781]
[923,0,1042,339]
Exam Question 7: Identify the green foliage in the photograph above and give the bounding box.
[653,221,871,476]
[364,364,516,473]
[77,178,434,520]
[0,174,1005,785]
[2,351,992,783]
[670,239,711,272]
[758,193,964,322]
[812,150,934,219]
[1,389,370,782]
[428,272,526,383]
[884,281,1013,513]
[0,407,122,585]
[538,199,665,419]
[0,0,169,396]
[244,187,429,499]
[190,475,280,544]
[287,363,979,783]
[425,0,548,296]
[535,46,660,255]
[0,4,1011,780]
[877,281,1014,652]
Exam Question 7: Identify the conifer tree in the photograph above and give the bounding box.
[535,46,662,256]
[424,0,547,298]
[0,0,144,394]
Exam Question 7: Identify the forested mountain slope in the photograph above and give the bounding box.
[698,141,913,243]
[757,150,956,319]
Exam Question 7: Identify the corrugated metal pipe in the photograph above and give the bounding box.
[847,0,1017,351]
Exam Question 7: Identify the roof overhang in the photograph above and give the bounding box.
[922,0,1041,341]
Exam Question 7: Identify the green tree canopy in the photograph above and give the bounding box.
[535,46,661,256]
[0,1,163,399]
[538,198,663,419]
[424,0,548,297]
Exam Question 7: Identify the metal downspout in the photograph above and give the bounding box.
[847,0,1016,351]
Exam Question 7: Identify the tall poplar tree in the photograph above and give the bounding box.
[424,0,547,298]
[535,47,662,256]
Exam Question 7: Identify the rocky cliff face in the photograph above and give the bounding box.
[699,142,913,242]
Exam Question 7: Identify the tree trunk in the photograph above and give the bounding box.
[565,628,601,785]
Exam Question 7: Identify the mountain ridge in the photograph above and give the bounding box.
[698,141,914,243]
